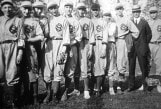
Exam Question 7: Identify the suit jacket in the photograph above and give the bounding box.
[131,17,152,56]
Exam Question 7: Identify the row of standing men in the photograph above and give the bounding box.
[0,0,161,108]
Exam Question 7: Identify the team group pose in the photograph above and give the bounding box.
[1,0,160,108]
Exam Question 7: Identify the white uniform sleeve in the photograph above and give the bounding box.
[35,21,44,41]
[128,19,139,39]
[109,23,117,37]
[62,19,70,46]
[102,21,108,44]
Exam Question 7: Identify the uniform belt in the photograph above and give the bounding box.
[0,40,17,44]
[82,37,89,40]
[108,41,115,44]
[150,41,161,44]
[48,37,63,40]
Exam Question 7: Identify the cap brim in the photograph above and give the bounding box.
[77,6,86,9]
[132,10,141,12]
[1,1,13,7]
[115,6,124,10]
[33,5,44,8]
[91,8,100,10]
[64,4,73,7]
[149,10,158,13]
[48,4,59,9]
[22,5,32,8]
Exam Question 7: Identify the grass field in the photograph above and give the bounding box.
[22,81,161,109]
[1,59,161,109]
[20,60,161,109]
[22,89,161,109]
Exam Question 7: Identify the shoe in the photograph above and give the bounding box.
[117,89,124,94]
[117,86,121,90]
[33,96,39,105]
[95,91,101,97]
[4,95,15,109]
[84,91,90,99]
[68,89,80,96]
[61,91,67,101]
[109,88,115,95]
[124,88,134,93]
[93,89,97,95]
[52,95,59,104]
[138,85,143,91]
[116,86,124,94]
[43,91,51,104]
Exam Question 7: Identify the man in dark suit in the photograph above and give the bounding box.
[126,5,152,92]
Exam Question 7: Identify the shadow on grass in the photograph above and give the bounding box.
[85,96,104,109]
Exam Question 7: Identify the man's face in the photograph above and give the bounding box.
[78,8,86,17]
[133,11,141,18]
[103,15,111,22]
[21,7,32,17]
[150,12,158,20]
[34,7,43,16]
[92,9,99,17]
[116,8,124,17]
[1,4,13,17]
[64,5,73,16]
[48,6,58,16]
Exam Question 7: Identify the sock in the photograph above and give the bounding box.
[96,76,103,91]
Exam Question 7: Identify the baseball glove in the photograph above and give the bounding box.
[145,75,161,93]
[56,52,68,65]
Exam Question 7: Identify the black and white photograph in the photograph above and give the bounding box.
[0,0,161,108]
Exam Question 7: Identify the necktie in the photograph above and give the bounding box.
[135,19,137,25]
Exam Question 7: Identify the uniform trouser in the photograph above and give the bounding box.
[34,41,44,73]
[0,42,19,86]
[18,50,30,93]
[93,40,107,76]
[116,39,128,75]
[149,43,161,75]
[25,44,38,82]
[43,40,64,82]
[128,46,149,88]
[107,42,117,77]
[64,45,78,78]
[79,40,92,78]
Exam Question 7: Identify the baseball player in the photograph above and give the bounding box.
[32,1,49,74]
[21,1,44,105]
[103,11,118,95]
[0,0,24,107]
[75,2,94,99]
[114,3,139,80]
[90,3,108,97]
[61,1,82,101]
[43,1,70,103]
[148,6,161,76]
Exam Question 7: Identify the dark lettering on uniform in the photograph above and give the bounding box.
[120,23,128,31]
[55,23,63,32]
[157,25,161,32]
[9,24,18,34]
[96,25,102,32]
[83,23,89,31]
[69,24,75,34]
